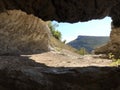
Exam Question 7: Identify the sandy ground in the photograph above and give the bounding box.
[25,49,112,67]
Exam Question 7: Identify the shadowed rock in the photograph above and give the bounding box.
[0,0,120,23]
[0,55,120,90]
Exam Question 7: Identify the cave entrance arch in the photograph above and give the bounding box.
[52,17,112,53]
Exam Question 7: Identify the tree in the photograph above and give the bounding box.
[48,21,61,40]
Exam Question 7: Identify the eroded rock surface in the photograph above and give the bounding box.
[0,10,50,55]
[0,52,120,90]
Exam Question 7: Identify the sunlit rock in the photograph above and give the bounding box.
[0,10,50,55]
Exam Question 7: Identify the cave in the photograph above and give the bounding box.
[53,17,111,41]
[0,0,120,90]
[54,17,111,52]
[1,0,120,56]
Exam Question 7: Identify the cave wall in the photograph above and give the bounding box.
[0,10,50,55]
[0,0,120,55]
[95,24,120,58]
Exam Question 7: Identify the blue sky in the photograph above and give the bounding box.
[52,17,112,42]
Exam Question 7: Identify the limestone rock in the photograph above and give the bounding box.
[0,10,50,55]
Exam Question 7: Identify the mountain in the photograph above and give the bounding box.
[68,35,110,53]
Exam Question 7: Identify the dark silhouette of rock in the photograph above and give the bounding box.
[0,55,120,90]
[0,0,120,23]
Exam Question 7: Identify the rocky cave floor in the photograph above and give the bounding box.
[0,49,120,90]
[28,49,112,67]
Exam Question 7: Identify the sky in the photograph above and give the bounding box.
[52,17,112,43]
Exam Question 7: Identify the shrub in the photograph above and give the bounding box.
[108,53,120,66]
[78,48,88,55]
[48,21,61,40]
[51,30,61,40]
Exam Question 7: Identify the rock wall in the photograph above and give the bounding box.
[0,10,50,55]
[95,25,120,58]
[95,1,120,57]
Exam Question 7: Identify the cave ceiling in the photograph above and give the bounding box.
[0,0,120,26]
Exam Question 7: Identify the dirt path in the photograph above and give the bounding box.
[27,49,112,67]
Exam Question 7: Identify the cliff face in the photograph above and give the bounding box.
[0,10,50,55]
[68,35,109,53]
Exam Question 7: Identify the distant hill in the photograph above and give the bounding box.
[68,35,109,53]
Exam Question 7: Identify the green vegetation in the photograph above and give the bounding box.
[48,21,61,40]
[108,53,120,66]
[111,60,120,66]
[48,21,79,54]
[50,36,78,53]
[52,30,61,40]
[78,48,88,55]
[108,53,115,61]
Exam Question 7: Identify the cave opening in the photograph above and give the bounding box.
[52,17,112,53]
[53,17,112,43]
[1,1,120,89]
